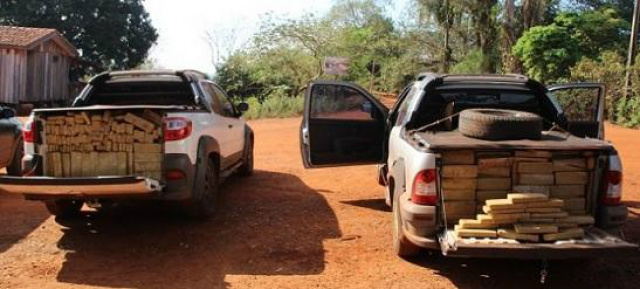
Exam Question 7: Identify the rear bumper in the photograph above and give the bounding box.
[0,176,161,200]
[597,205,628,228]
[17,153,195,201]
[440,228,639,260]
[399,192,438,248]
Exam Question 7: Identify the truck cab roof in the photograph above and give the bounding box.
[88,70,209,85]
[74,70,212,107]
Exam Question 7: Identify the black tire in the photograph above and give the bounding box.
[459,109,543,140]
[44,200,83,218]
[6,139,23,176]
[238,136,254,177]
[188,157,220,219]
[392,190,421,257]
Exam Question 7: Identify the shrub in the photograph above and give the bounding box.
[241,89,304,120]
[513,25,581,83]
[242,97,263,120]
[571,51,626,121]
[570,51,640,128]
[452,50,490,74]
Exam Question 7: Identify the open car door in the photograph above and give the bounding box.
[300,81,389,168]
[548,83,605,139]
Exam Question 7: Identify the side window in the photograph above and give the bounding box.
[551,88,600,122]
[395,87,416,126]
[212,86,237,117]
[200,83,224,115]
[310,84,375,120]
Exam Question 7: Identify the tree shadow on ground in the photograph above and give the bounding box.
[54,170,341,289]
[0,192,50,254]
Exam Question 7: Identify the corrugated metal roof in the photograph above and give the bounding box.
[0,25,78,57]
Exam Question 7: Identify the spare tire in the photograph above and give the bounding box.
[459,109,543,140]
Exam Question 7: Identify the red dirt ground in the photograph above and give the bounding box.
[0,118,639,289]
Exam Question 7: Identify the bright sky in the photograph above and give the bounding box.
[144,0,336,74]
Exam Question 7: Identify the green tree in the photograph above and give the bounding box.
[452,49,490,74]
[522,0,555,29]
[513,25,581,82]
[571,0,635,22]
[467,0,499,72]
[214,53,264,100]
[0,0,158,76]
[417,0,461,73]
[571,51,626,121]
[554,8,629,59]
[233,0,415,95]
[501,0,559,73]
[328,0,390,28]
[255,13,334,77]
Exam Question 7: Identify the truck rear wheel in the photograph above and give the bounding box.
[188,157,220,219]
[392,192,421,257]
[459,109,543,140]
[44,200,83,218]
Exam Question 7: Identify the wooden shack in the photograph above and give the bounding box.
[0,26,78,106]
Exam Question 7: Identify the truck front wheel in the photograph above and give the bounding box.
[44,200,83,218]
[392,193,421,257]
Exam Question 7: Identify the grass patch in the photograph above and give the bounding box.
[242,95,304,120]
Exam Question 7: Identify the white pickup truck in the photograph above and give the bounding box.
[0,70,254,219]
[300,74,637,259]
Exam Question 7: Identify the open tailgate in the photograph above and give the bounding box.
[440,227,639,259]
[0,176,161,199]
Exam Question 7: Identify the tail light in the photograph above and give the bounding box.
[166,169,186,180]
[164,117,192,141]
[411,169,438,206]
[23,120,35,143]
[602,170,622,206]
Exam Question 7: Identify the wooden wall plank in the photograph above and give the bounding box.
[2,38,74,104]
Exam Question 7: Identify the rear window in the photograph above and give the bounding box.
[437,90,538,106]
[75,81,197,106]
[410,88,546,131]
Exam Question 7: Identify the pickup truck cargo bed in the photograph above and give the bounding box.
[440,228,638,259]
[32,107,166,180]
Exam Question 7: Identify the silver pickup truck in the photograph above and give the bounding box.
[300,74,637,259]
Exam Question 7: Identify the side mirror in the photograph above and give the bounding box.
[237,102,249,112]
[361,101,373,114]
[0,108,15,119]
[361,101,380,119]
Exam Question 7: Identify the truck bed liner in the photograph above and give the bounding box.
[411,131,614,151]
